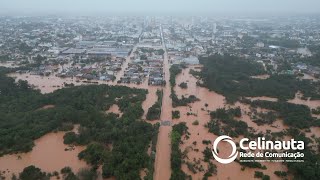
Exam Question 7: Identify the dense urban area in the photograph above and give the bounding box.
[0,15,320,180]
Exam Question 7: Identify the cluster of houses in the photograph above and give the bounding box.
[292,62,320,78]
[21,57,126,82]
[0,16,142,67]
[56,58,125,81]
[119,47,165,85]
[2,16,320,84]
[161,16,320,75]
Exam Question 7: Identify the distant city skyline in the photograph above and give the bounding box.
[1,0,320,16]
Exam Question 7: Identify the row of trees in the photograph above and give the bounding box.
[169,64,183,87]
[144,123,160,180]
[146,90,163,120]
[243,99,317,129]
[138,48,165,56]
[171,90,199,108]
[17,165,97,180]
[170,123,190,180]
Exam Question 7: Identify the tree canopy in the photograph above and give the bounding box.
[194,54,320,103]
[0,67,158,179]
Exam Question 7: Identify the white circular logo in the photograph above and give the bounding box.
[212,135,238,164]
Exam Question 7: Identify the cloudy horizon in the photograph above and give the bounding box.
[1,0,320,16]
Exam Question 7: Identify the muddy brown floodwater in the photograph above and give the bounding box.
[142,86,160,121]
[37,104,56,110]
[233,102,287,134]
[4,53,314,180]
[246,96,278,102]
[8,73,86,94]
[300,73,318,81]
[171,66,288,180]
[250,74,270,80]
[7,46,140,94]
[0,62,20,68]
[4,44,173,179]
[288,92,320,109]
[0,130,87,179]
[154,50,172,180]
[106,104,123,117]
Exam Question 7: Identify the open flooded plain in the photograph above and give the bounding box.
[0,131,87,179]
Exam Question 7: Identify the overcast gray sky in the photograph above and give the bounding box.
[1,0,320,15]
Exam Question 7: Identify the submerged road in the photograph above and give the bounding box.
[154,24,172,180]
